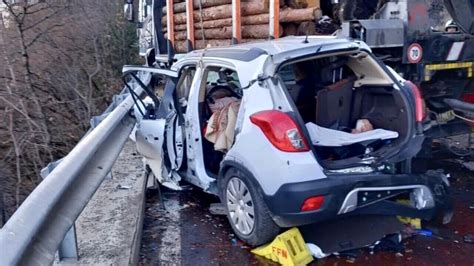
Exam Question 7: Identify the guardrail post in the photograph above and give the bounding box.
[58,225,78,261]
[42,167,79,261]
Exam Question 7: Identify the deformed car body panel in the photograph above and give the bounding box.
[180,64,219,192]
[135,119,166,160]
[135,112,184,190]
[125,65,185,190]
[263,171,453,228]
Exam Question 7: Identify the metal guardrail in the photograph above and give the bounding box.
[0,72,150,265]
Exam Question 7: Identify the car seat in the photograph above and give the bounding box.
[315,58,355,129]
[315,77,356,130]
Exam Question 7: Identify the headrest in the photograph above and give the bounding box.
[321,58,349,85]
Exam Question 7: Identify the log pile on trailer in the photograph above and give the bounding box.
[162,0,322,53]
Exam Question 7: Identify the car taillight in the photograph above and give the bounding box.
[406,81,426,122]
[250,110,310,152]
[462,92,474,104]
[301,196,325,212]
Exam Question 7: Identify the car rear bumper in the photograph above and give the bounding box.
[263,171,453,227]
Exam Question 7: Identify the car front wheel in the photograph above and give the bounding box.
[222,167,280,246]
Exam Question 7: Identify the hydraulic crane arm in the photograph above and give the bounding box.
[443,0,474,34]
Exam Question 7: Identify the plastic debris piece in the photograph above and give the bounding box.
[116,184,131,190]
[251,227,313,266]
[306,243,329,259]
[416,229,433,237]
[371,233,405,253]
[464,234,474,244]
[397,216,422,229]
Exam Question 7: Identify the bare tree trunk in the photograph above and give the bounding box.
[86,37,101,119]
[6,108,22,208]
[13,7,54,161]
[0,22,40,131]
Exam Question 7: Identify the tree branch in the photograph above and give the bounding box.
[25,23,63,48]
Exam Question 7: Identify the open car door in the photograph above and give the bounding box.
[123,65,184,190]
[444,0,474,34]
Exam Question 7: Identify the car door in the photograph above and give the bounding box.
[122,65,184,190]
[162,66,197,181]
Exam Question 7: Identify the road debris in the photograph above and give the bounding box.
[140,156,474,265]
[306,243,328,259]
[209,203,226,215]
[415,229,433,237]
[464,234,474,244]
[398,216,422,229]
[369,234,404,254]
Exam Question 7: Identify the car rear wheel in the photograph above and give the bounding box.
[222,167,280,246]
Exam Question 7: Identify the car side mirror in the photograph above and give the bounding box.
[124,3,134,22]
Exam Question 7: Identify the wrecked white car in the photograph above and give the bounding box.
[123,36,453,246]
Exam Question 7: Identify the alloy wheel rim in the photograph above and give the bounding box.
[226,177,255,235]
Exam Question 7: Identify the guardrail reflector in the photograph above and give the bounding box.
[251,227,313,266]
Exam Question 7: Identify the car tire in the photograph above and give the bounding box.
[222,167,280,246]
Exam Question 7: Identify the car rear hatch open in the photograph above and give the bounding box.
[270,42,423,170]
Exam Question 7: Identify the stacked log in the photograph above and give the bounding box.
[163,0,321,53]
[167,24,283,41]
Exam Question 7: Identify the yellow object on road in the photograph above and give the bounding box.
[251,227,313,266]
[397,216,422,229]
[396,199,422,229]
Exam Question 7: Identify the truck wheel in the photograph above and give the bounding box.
[222,167,280,246]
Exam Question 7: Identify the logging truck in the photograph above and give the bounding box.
[123,0,474,155]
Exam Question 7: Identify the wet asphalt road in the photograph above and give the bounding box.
[140,152,474,265]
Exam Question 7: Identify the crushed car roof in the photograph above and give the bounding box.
[182,36,359,62]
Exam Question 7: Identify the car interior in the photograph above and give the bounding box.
[198,66,243,176]
[278,54,409,163]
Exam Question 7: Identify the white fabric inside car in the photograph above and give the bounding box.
[205,97,240,152]
[306,122,399,147]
